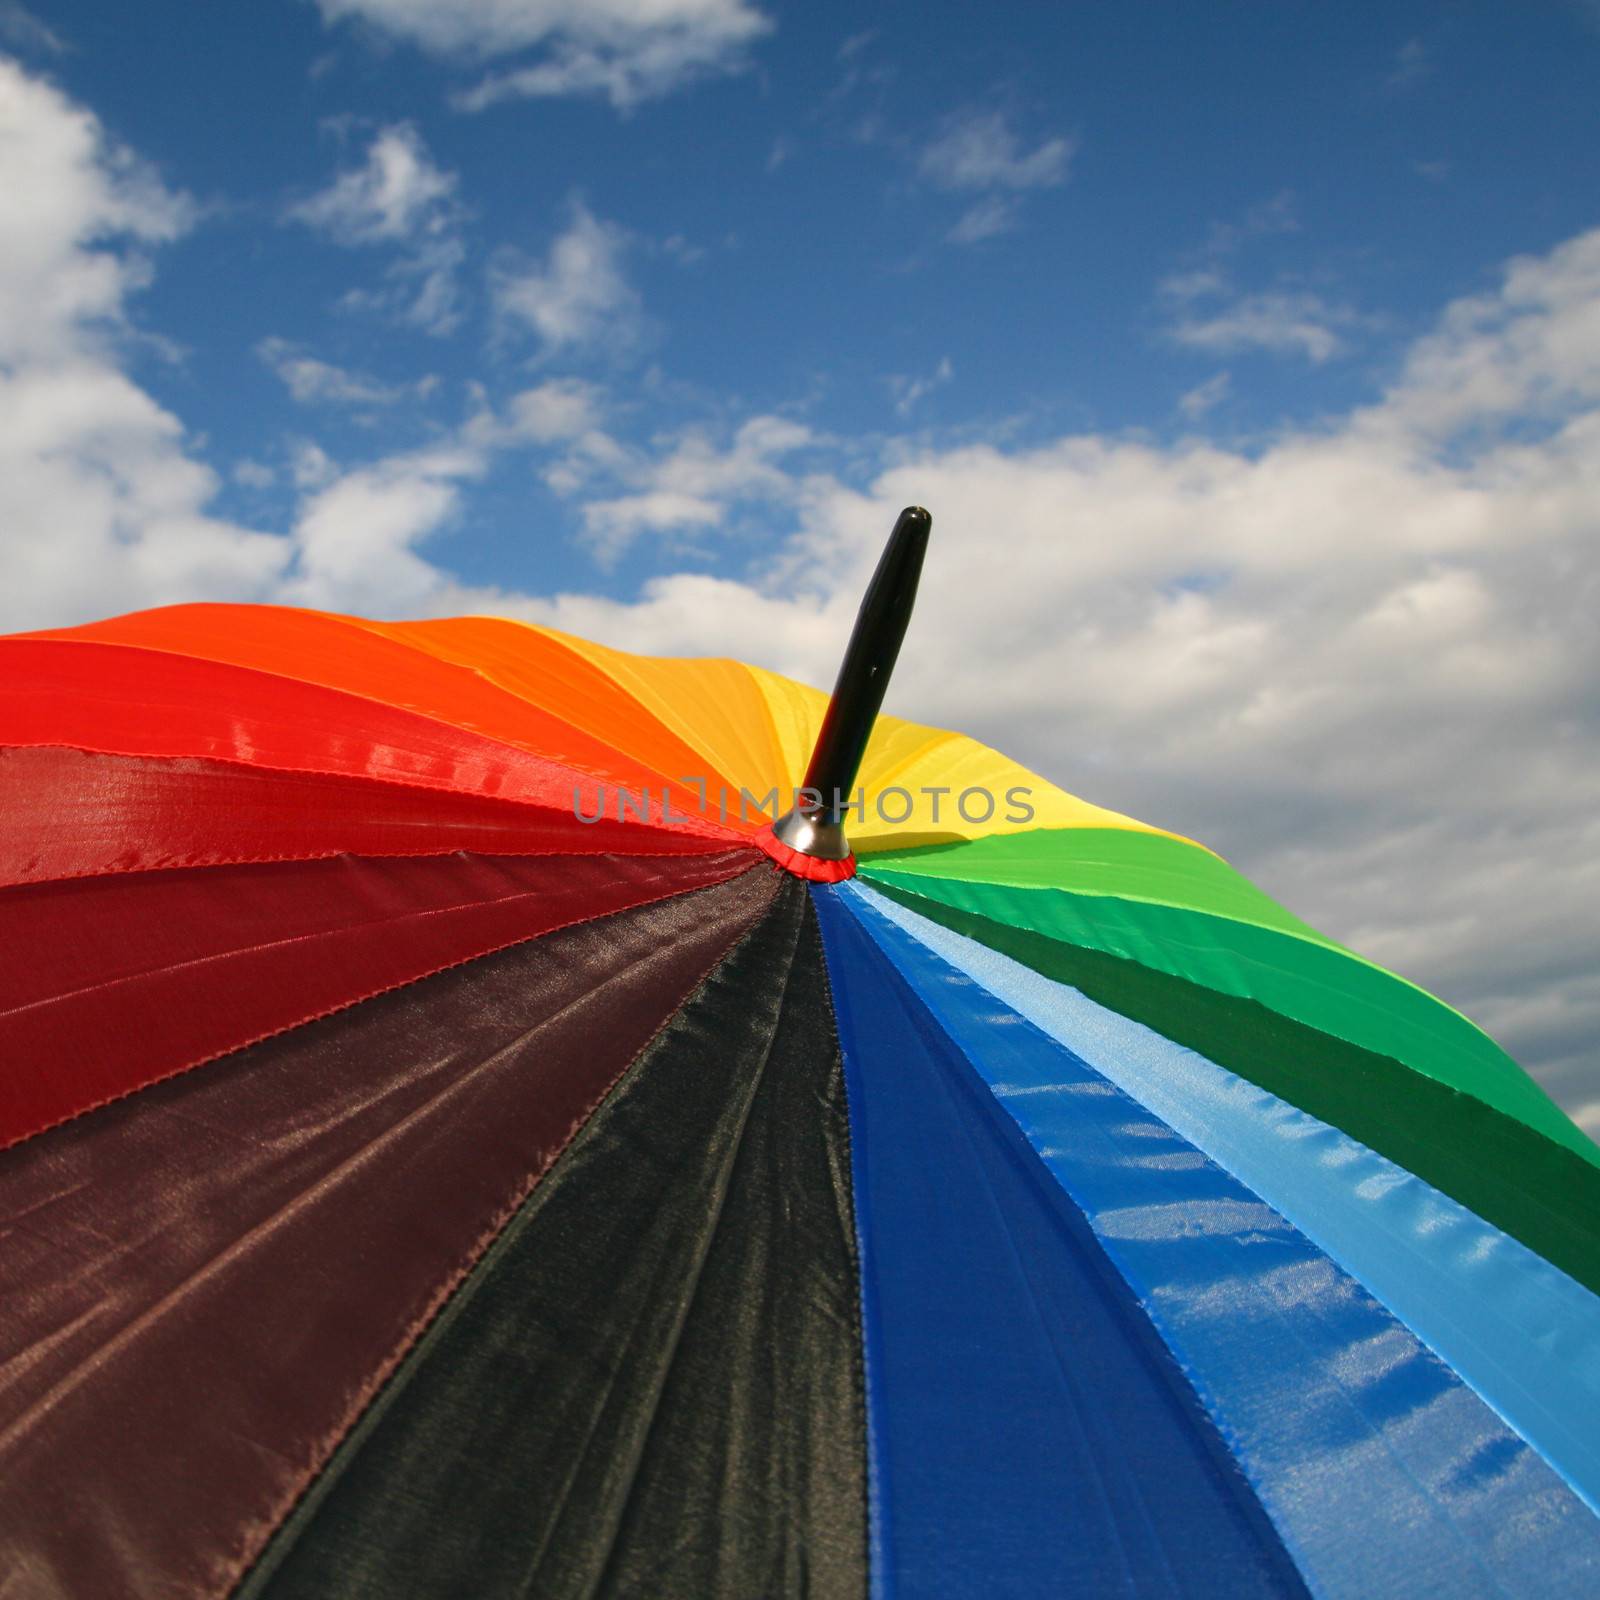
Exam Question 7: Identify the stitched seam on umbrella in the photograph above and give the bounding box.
[447,882,801,1593]
[0,853,766,1157]
[860,856,1334,954]
[223,861,785,1600]
[846,891,1333,1590]
[0,739,760,841]
[864,870,1522,1072]
[5,860,758,1016]
[869,878,1583,1163]
[8,840,743,891]
[3,636,749,806]
[856,726,964,792]
[0,989,638,1458]
[867,883,1600,1284]
[865,916,1158,1591]
[807,894,874,1600]
[579,883,807,1600]
[343,613,759,803]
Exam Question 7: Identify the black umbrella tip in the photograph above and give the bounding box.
[765,501,936,872]
[870,507,931,592]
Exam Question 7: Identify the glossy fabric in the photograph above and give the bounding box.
[860,867,1587,1159]
[0,746,731,887]
[246,883,867,1600]
[0,638,732,823]
[21,609,737,823]
[4,599,1597,1599]
[0,848,758,1149]
[743,660,1176,850]
[546,623,798,802]
[0,868,777,1600]
[813,885,1308,1600]
[859,829,1332,943]
[867,879,1600,1298]
[856,881,1600,1517]
[844,883,1600,1596]
[22,604,1188,849]
[356,615,739,789]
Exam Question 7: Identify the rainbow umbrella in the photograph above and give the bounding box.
[1,509,1598,1599]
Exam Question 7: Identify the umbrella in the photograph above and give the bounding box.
[1,507,1597,1599]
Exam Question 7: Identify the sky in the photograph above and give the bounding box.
[1,0,1598,1130]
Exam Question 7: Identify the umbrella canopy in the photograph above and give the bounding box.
[1,514,1598,1600]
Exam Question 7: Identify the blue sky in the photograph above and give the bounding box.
[21,0,1600,595]
[1,0,1598,1124]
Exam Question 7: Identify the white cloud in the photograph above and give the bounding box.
[1178,371,1231,419]
[1160,196,1365,364]
[501,377,603,442]
[0,62,190,362]
[257,336,436,407]
[0,56,286,626]
[1385,37,1431,93]
[580,490,724,558]
[282,378,620,608]
[290,439,340,490]
[290,122,455,242]
[1379,229,1600,436]
[1203,190,1300,257]
[889,355,953,416]
[919,109,1072,246]
[0,2,63,53]
[660,231,706,266]
[0,59,601,630]
[289,124,465,333]
[1160,266,1228,303]
[920,109,1073,191]
[285,379,622,607]
[1168,289,1365,363]
[492,200,639,354]
[312,0,771,110]
[285,440,480,613]
[572,413,813,565]
[948,196,1018,245]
